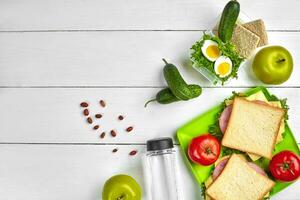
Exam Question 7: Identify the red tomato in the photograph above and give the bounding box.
[269,150,300,182]
[188,134,221,166]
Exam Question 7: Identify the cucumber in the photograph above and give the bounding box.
[189,84,202,97]
[218,0,240,42]
[144,84,202,107]
[162,59,192,100]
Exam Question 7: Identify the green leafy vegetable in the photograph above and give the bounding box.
[221,147,243,157]
[200,183,207,200]
[208,122,223,141]
[190,33,244,85]
[268,94,289,120]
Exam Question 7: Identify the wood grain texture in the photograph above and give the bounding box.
[0,144,203,200]
[0,0,299,31]
[0,87,298,143]
[1,0,300,199]
[0,144,298,200]
[0,31,299,87]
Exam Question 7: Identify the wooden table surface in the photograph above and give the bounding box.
[1,0,299,199]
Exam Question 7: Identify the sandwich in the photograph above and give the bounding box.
[239,92,285,161]
[213,90,287,161]
[206,154,275,200]
[222,97,285,159]
[199,89,288,199]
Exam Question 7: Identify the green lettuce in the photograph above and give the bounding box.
[190,34,244,85]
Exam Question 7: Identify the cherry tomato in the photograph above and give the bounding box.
[269,150,300,182]
[188,134,221,166]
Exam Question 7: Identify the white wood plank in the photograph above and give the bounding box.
[0,31,299,87]
[0,0,299,31]
[0,144,203,200]
[0,88,299,143]
[0,144,298,200]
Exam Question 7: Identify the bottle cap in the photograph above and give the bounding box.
[146,137,174,151]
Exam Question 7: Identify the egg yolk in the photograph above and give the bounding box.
[217,62,230,75]
[206,45,220,59]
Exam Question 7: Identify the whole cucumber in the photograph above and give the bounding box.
[218,0,240,42]
[163,59,192,100]
[144,84,202,107]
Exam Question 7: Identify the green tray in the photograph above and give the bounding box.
[177,86,300,197]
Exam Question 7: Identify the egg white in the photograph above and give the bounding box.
[214,56,232,78]
[201,40,221,62]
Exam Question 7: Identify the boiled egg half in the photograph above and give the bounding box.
[214,56,232,78]
[201,40,221,62]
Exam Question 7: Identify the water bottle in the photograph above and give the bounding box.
[143,137,180,200]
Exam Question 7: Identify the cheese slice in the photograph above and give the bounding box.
[248,153,261,161]
[245,91,268,102]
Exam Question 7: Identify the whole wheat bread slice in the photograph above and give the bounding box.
[206,154,275,200]
[230,24,260,58]
[243,19,268,47]
[222,97,285,159]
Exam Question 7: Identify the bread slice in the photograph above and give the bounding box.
[243,19,268,47]
[206,154,275,200]
[222,97,285,159]
[230,24,260,58]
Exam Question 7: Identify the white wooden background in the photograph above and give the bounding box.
[0,0,299,199]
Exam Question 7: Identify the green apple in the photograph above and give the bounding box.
[252,46,293,84]
[102,174,142,200]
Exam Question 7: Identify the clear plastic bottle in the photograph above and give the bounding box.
[143,137,180,200]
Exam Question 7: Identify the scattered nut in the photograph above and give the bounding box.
[110,130,117,137]
[83,109,89,116]
[87,117,93,124]
[80,102,89,107]
[112,148,118,153]
[80,100,135,143]
[126,126,134,132]
[129,150,137,156]
[95,114,102,119]
[100,100,106,107]
[100,132,106,139]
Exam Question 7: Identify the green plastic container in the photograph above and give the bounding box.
[177,86,300,197]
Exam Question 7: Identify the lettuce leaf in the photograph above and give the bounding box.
[190,34,244,85]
